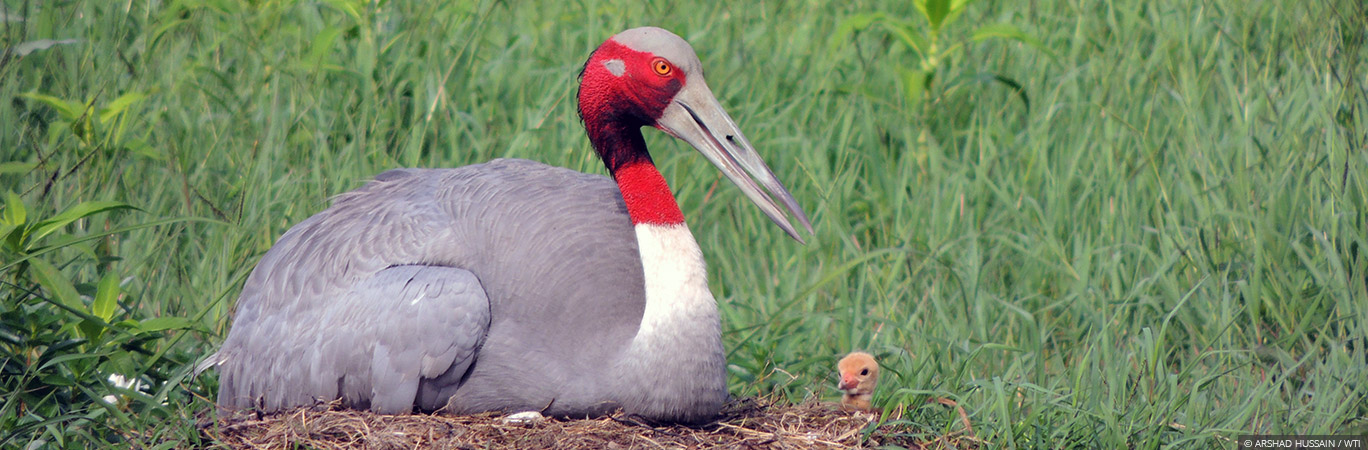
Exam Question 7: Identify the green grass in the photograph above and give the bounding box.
[3,0,1365,448]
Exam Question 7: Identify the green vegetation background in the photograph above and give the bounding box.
[2,0,1365,448]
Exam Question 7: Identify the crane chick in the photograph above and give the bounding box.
[837,351,879,411]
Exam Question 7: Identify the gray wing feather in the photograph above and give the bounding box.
[210,164,501,413]
[215,264,488,414]
[207,158,643,414]
[333,265,488,413]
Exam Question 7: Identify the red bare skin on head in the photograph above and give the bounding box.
[577,38,691,226]
[579,40,687,135]
[837,352,879,411]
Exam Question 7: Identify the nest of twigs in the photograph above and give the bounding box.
[200,397,978,449]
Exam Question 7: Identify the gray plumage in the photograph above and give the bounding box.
[206,160,731,420]
[201,27,813,424]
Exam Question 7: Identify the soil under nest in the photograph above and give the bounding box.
[199,397,979,449]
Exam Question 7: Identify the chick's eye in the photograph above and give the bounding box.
[651,58,672,76]
[860,368,869,376]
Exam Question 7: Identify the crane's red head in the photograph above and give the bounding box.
[578,27,700,172]
[575,27,813,242]
[577,29,694,137]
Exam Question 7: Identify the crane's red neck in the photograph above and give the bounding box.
[578,39,688,226]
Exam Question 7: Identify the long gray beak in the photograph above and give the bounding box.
[655,79,813,243]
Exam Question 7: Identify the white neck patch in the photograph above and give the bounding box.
[615,222,728,420]
[603,59,626,76]
[632,223,716,340]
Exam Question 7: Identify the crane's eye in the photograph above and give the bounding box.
[860,368,869,376]
[651,58,672,76]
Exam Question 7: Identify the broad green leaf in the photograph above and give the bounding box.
[831,12,886,51]
[830,12,888,51]
[122,138,165,160]
[3,191,25,226]
[30,258,83,310]
[900,68,931,106]
[0,224,15,247]
[880,19,930,60]
[137,316,193,333]
[45,118,71,149]
[78,317,106,342]
[941,0,975,30]
[19,92,85,120]
[93,273,120,321]
[940,14,965,32]
[30,201,135,244]
[917,0,952,30]
[0,161,36,174]
[306,26,344,68]
[97,91,148,124]
[971,23,1058,59]
[3,224,22,251]
[913,0,931,24]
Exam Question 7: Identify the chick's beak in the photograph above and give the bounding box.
[839,375,857,391]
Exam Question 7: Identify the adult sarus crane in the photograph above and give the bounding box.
[199,26,811,424]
